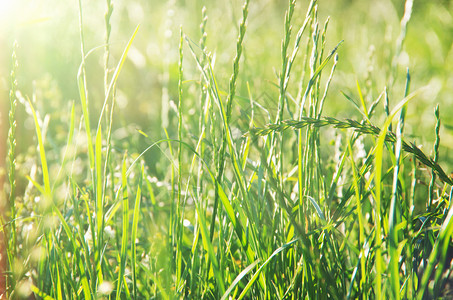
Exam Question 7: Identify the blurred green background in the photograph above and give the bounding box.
[1,0,452,172]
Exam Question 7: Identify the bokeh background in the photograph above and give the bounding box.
[1,0,453,175]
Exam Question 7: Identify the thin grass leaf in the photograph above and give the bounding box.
[30,284,55,300]
[56,262,63,300]
[346,138,366,298]
[97,25,140,131]
[299,40,343,118]
[27,97,51,199]
[131,164,143,299]
[77,0,94,171]
[52,101,75,191]
[373,90,418,299]
[25,175,45,195]
[212,1,250,275]
[237,239,298,300]
[176,26,184,289]
[195,200,226,295]
[341,92,369,121]
[306,196,325,221]
[126,138,256,262]
[220,259,260,300]
[317,53,338,118]
[52,208,92,298]
[95,124,104,286]
[116,153,129,299]
[417,189,453,299]
[388,69,411,300]
[356,81,370,121]
[185,38,259,265]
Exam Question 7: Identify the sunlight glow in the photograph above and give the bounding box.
[0,0,14,18]
[0,0,17,31]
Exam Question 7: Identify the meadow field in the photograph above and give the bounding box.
[1,0,453,298]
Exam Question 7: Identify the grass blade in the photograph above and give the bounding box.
[221,259,259,300]
[27,97,51,199]
[116,153,129,298]
[131,164,143,299]
[95,124,104,286]
[373,91,419,298]
[97,25,140,131]
[237,239,298,300]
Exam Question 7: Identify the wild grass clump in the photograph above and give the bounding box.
[2,0,453,299]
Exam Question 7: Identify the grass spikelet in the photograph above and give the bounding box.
[7,42,18,261]
[429,105,441,207]
[176,26,184,289]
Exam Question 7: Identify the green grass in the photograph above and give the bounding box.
[2,0,453,299]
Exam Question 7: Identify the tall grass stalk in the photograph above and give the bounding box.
[131,163,143,298]
[429,105,440,207]
[192,9,209,296]
[212,0,249,252]
[26,95,52,294]
[346,138,366,298]
[104,0,113,99]
[391,0,414,85]
[161,0,176,129]
[77,0,95,171]
[185,34,263,291]
[373,92,417,298]
[176,26,184,290]
[2,41,19,298]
